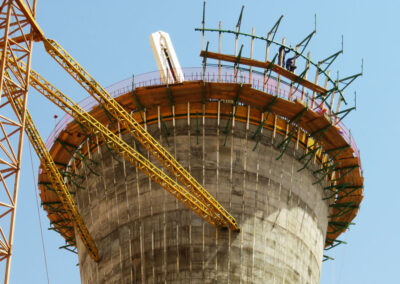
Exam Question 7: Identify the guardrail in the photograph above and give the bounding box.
[45,66,361,170]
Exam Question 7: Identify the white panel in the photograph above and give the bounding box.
[150,31,185,84]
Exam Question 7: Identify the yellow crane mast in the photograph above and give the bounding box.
[2,76,99,261]
[0,0,38,282]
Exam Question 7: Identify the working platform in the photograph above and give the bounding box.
[38,66,363,252]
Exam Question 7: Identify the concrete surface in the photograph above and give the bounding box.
[73,114,329,284]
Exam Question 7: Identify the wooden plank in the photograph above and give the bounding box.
[200,51,327,94]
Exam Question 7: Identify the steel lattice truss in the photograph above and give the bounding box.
[0,0,37,282]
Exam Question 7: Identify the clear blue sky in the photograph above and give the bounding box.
[8,0,398,283]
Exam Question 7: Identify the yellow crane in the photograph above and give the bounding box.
[5,59,229,261]
[0,0,238,282]
[43,38,239,231]
[2,75,99,261]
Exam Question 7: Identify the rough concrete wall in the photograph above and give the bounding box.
[74,115,329,284]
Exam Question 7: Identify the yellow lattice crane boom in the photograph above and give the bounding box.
[2,76,99,261]
[43,39,239,231]
[15,0,238,230]
[9,59,224,229]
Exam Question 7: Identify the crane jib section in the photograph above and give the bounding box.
[42,39,239,231]
[9,60,225,229]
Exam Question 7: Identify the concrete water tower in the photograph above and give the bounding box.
[39,6,363,284]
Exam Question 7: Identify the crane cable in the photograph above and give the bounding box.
[28,142,50,284]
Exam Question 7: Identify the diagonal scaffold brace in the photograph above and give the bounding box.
[267,15,284,44]
[323,255,335,262]
[59,244,78,254]
[291,65,310,98]
[325,238,347,251]
[202,41,209,104]
[252,95,278,150]
[329,201,359,218]
[233,5,245,56]
[333,91,357,123]
[131,75,145,121]
[159,113,171,147]
[263,53,278,88]
[276,106,307,160]
[312,162,340,185]
[234,44,244,81]
[332,165,360,182]
[297,144,321,172]
[295,26,316,57]
[325,145,350,161]
[297,123,332,172]
[323,182,353,200]
[318,38,343,75]
[55,138,99,177]
[334,185,363,201]
[223,83,243,146]
[327,221,355,235]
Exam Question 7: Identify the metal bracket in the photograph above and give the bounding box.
[323,255,335,262]
[325,238,347,251]
[234,44,244,81]
[100,104,117,129]
[332,165,359,182]
[159,114,171,146]
[276,107,307,160]
[264,53,278,89]
[131,75,145,121]
[329,201,359,218]
[252,95,278,144]
[296,29,316,56]
[325,145,350,161]
[338,72,362,93]
[328,221,355,234]
[335,186,363,201]
[312,162,340,185]
[318,49,343,75]
[236,5,245,35]
[292,66,310,96]
[55,138,99,176]
[333,105,356,123]
[267,15,284,43]
[223,84,243,146]
[297,145,321,172]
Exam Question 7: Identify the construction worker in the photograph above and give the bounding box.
[286,56,297,72]
[278,46,290,66]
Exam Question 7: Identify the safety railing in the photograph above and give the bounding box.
[45,66,360,169]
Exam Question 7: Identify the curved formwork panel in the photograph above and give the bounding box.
[74,118,329,283]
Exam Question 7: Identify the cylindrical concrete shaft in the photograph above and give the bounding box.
[73,117,329,284]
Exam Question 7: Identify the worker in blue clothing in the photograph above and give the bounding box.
[277,46,290,66]
[286,55,297,72]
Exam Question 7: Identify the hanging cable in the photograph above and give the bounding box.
[28,143,50,284]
